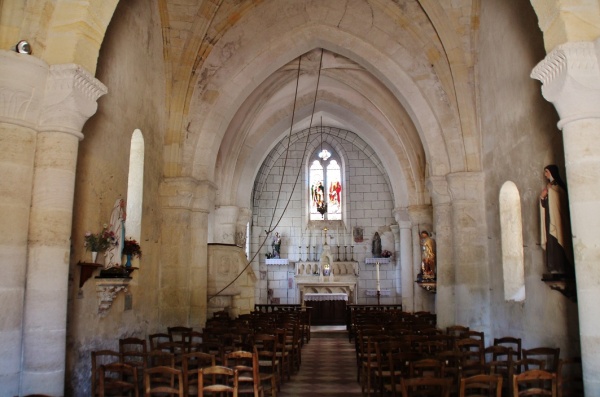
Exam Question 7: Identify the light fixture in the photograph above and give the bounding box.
[15,40,32,54]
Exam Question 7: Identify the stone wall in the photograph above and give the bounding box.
[66,0,167,394]
[251,129,398,306]
[478,0,580,354]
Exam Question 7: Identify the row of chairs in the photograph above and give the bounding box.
[352,312,582,397]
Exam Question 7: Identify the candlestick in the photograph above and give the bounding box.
[306,246,309,262]
[350,246,354,261]
[336,245,340,262]
[298,246,302,262]
[344,245,347,261]
[313,246,316,261]
[376,261,381,292]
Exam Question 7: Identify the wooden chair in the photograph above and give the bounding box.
[409,358,446,378]
[456,338,486,378]
[182,352,216,397]
[119,337,147,392]
[386,351,423,397]
[484,346,513,397]
[447,325,470,338]
[253,333,281,393]
[494,337,522,361]
[97,362,139,397]
[557,357,583,397]
[459,374,502,397]
[91,350,122,397]
[199,365,239,397]
[273,328,291,382]
[400,376,452,397]
[513,369,557,397]
[522,347,560,373]
[461,331,485,348]
[144,365,184,396]
[149,333,172,351]
[225,350,262,397]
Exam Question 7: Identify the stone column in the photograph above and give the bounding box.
[390,224,401,304]
[159,178,215,328]
[427,176,454,328]
[0,51,50,396]
[408,205,433,313]
[213,206,239,244]
[445,172,490,333]
[393,208,413,311]
[236,208,252,248]
[21,62,106,394]
[531,39,600,395]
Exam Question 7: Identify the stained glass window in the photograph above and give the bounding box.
[309,147,342,220]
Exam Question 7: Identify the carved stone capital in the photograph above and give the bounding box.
[407,205,432,226]
[531,39,600,129]
[40,64,107,137]
[392,207,409,225]
[426,176,451,205]
[160,177,217,212]
[0,51,49,128]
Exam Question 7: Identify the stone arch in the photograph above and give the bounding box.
[180,3,471,200]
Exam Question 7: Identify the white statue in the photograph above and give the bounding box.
[105,198,126,268]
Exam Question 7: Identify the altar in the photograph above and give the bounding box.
[295,261,358,325]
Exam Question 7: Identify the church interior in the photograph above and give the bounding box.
[1,0,599,395]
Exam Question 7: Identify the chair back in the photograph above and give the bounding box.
[225,350,261,397]
[182,352,216,397]
[98,362,139,397]
[459,374,502,397]
[144,365,184,396]
[513,369,557,397]
[522,347,560,373]
[557,357,583,397]
[199,365,239,396]
[494,336,522,361]
[401,376,452,397]
[91,349,121,397]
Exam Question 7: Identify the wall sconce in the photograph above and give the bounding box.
[15,40,32,55]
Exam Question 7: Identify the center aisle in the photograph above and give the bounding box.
[278,330,362,396]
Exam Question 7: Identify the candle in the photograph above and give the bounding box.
[376,261,381,292]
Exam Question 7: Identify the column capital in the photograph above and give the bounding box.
[159,177,217,212]
[426,175,451,205]
[407,205,432,226]
[392,207,409,224]
[531,39,600,129]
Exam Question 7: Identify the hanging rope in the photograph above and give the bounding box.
[208,49,325,301]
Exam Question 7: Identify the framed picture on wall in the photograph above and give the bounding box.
[353,226,363,243]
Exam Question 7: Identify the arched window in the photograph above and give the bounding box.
[309,142,342,221]
[499,181,525,301]
[125,129,144,242]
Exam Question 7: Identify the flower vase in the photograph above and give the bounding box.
[91,251,98,263]
[125,254,132,268]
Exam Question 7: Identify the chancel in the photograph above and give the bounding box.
[1,1,599,396]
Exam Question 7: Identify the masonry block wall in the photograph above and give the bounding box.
[251,129,399,306]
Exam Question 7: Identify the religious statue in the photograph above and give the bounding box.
[419,230,436,280]
[271,232,282,259]
[372,232,382,258]
[105,198,126,268]
[540,165,574,275]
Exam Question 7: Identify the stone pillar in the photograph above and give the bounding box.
[427,176,455,328]
[20,61,106,394]
[0,51,49,396]
[213,206,239,244]
[390,224,401,303]
[445,172,490,333]
[531,39,600,395]
[408,205,433,313]
[393,208,413,311]
[236,208,252,248]
[159,178,216,328]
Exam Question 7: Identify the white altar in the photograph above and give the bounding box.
[294,261,358,304]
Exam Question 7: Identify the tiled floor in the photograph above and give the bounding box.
[278,328,362,396]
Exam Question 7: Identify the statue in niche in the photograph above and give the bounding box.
[419,230,436,280]
[271,232,282,258]
[540,165,574,276]
[372,232,382,258]
[105,198,126,268]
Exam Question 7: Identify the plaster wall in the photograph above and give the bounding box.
[66,0,167,394]
[252,131,398,307]
[479,0,580,354]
